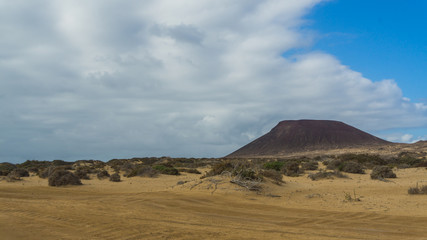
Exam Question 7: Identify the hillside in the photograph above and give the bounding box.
[228,120,391,157]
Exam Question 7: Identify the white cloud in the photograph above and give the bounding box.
[0,0,426,162]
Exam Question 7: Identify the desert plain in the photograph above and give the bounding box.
[1,161,427,240]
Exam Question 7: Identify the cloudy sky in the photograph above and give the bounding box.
[1,0,426,163]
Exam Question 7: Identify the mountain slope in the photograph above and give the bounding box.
[228,120,391,157]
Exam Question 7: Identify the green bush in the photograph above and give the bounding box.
[153,165,180,175]
[263,161,285,171]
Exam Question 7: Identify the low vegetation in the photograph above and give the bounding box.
[370,166,396,180]
[97,170,110,179]
[408,185,427,195]
[283,161,304,177]
[308,170,347,181]
[326,159,365,174]
[48,170,82,187]
[109,173,121,182]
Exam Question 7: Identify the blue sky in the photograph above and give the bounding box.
[0,0,426,163]
[308,0,427,102]
[307,0,427,140]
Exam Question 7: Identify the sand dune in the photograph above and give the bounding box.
[1,166,427,240]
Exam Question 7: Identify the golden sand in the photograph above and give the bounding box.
[1,166,427,239]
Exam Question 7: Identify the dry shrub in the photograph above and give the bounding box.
[75,168,90,180]
[327,160,365,174]
[283,161,303,177]
[178,168,201,174]
[261,169,284,185]
[109,173,121,182]
[205,161,233,177]
[97,170,110,179]
[301,161,319,171]
[370,166,396,180]
[153,165,180,175]
[39,166,60,179]
[6,172,22,182]
[9,169,29,177]
[0,162,16,176]
[126,166,159,178]
[408,184,427,195]
[308,170,347,181]
[48,170,82,187]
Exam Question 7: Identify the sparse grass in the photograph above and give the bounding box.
[343,190,361,202]
[408,182,427,195]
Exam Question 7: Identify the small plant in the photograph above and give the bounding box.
[370,166,396,180]
[408,182,427,194]
[109,173,121,182]
[343,190,361,202]
[48,170,82,187]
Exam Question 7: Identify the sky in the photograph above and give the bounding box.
[1,0,426,163]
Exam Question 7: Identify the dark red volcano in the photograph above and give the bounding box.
[227,120,391,157]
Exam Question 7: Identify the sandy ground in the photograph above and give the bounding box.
[1,166,427,240]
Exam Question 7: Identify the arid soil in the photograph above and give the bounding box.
[1,165,427,240]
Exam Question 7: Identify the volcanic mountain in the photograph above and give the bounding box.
[228,120,391,157]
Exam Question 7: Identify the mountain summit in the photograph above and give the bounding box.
[228,120,390,157]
